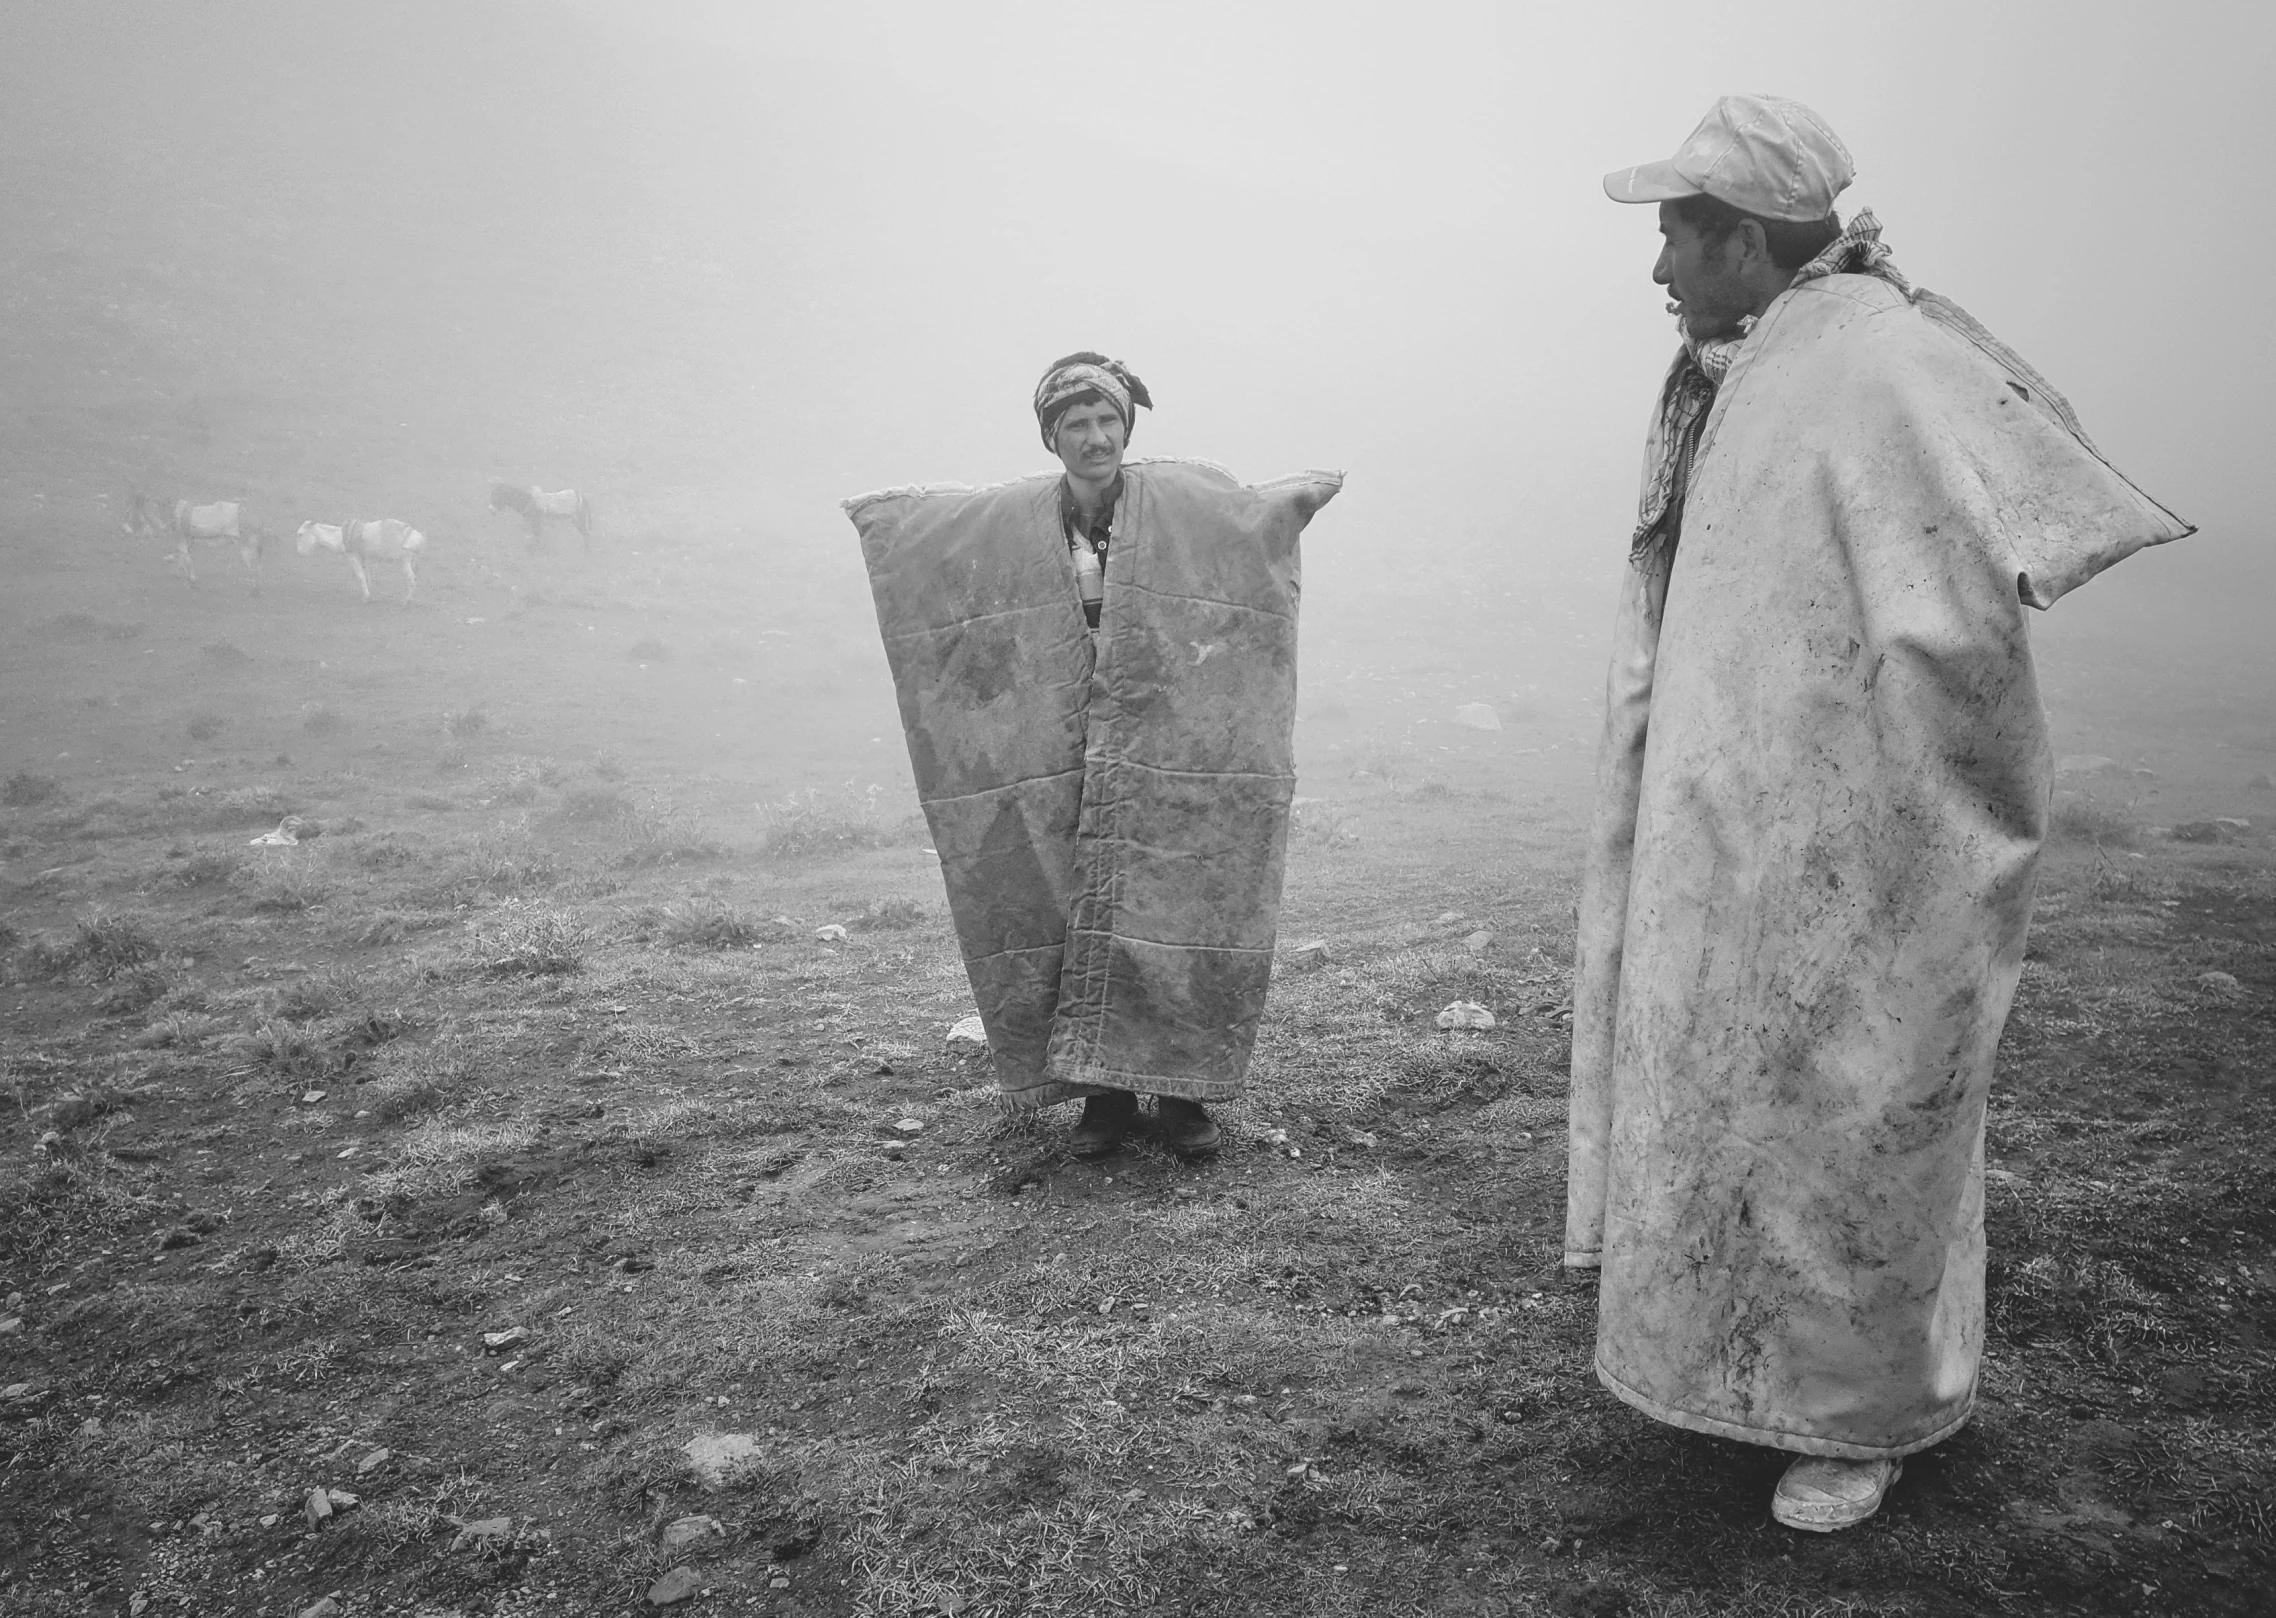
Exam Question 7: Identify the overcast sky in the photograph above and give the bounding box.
[566,0,2270,597]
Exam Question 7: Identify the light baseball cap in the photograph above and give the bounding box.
[1604,94,1854,223]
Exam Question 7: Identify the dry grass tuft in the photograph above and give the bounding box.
[4,770,64,807]
[468,901,594,975]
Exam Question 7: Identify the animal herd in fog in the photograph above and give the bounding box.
[121,483,594,602]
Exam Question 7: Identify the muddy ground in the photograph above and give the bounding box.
[1,502,2271,1618]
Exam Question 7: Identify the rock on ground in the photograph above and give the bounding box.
[684,1432,768,1489]
[648,1566,707,1606]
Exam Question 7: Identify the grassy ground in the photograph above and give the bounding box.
[3,599,2271,1617]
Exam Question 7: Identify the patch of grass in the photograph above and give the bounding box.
[231,1017,334,1081]
[553,787,633,827]
[592,749,627,781]
[246,861,331,913]
[186,712,225,742]
[442,706,489,738]
[469,901,594,975]
[364,1033,479,1121]
[200,640,250,667]
[4,771,64,807]
[72,913,167,979]
[300,702,344,736]
[274,967,358,1022]
[2050,795,2141,847]
[651,896,765,950]
[202,785,294,828]
[162,848,247,888]
[627,637,671,661]
[617,800,725,869]
[849,897,927,932]
[757,783,918,861]
[1289,798,1359,849]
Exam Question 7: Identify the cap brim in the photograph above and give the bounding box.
[1602,159,1702,205]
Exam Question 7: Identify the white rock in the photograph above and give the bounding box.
[895,1117,924,1135]
[683,1432,768,1489]
[301,1091,327,1105]
[0,1317,19,1336]
[482,1326,529,1352]
[814,923,848,942]
[303,1488,333,1526]
[1453,703,1502,731]
[1282,939,1330,970]
[1463,930,1494,954]
[946,1014,987,1046]
[648,1567,707,1606]
[297,1598,342,1618]
[1,1382,33,1400]
[1436,1001,1496,1030]
[355,1447,391,1475]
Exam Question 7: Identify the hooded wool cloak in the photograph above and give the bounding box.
[845,457,1340,1107]
[1566,272,2190,1458]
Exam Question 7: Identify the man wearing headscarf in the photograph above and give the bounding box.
[845,355,1340,1164]
[1570,96,2190,1531]
[1033,352,1153,634]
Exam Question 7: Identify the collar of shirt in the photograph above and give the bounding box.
[1059,473,1122,551]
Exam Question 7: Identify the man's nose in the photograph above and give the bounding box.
[1653,244,1673,286]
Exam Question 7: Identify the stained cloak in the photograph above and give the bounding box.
[1566,273,2191,1458]
[844,457,1341,1107]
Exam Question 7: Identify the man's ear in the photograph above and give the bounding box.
[1736,216,1774,270]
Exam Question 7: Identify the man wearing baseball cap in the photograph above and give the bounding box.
[1565,95,2191,1531]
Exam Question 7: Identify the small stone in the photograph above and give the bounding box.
[1463,929,1494,954]
[297,1599,342,1618]
[259,1514,280,1528]
[660,1514,727,1556]
[683,1432,768,1490]
[2197,971,2243,996]
[1435,1001,1495,1030]
[303,1488,334,1527]
[1433,910,1465,925]
[1453,702,1502,731]
[814,924,848,942]
[648,1566,706,1606]
[945,1014,987,1046]
[130,1594,150,1616]
[325,1489,359,1509]
[301,1091,327,1104]
[482,1326,529,1352]
[895,1117,924,1135]
[335,1146,357,1159]
[770,1577,791,1590]
[450,1516,510,1551]
[0,1317,19,1336]
[355,1447,392,1475]
[1282,939,1330,971]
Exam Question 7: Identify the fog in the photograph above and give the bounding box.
[4,0,2269,776]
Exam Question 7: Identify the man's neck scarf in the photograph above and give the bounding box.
[1034,357,1152,450]
[1631,209,1907,565]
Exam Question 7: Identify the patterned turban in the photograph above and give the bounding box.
[1033,352,1153,450]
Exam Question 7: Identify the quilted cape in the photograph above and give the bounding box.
[1567,274,2190,1457]
[845,458,1341,1106]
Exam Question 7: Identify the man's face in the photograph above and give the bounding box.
[1052,397,1128,484]
[1654,202,1751,342]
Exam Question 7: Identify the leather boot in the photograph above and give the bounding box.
[1154,1097,1222,1159]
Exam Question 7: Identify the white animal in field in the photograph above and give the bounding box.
[296,518,426,603]
[125,493,267,586]
[488,482,594,547]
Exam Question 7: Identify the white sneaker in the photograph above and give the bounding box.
[1771,1455,1904,1532]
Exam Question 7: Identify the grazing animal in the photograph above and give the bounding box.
[126,494,266,586]
[296,518,426,603]
[489,483,593,546]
